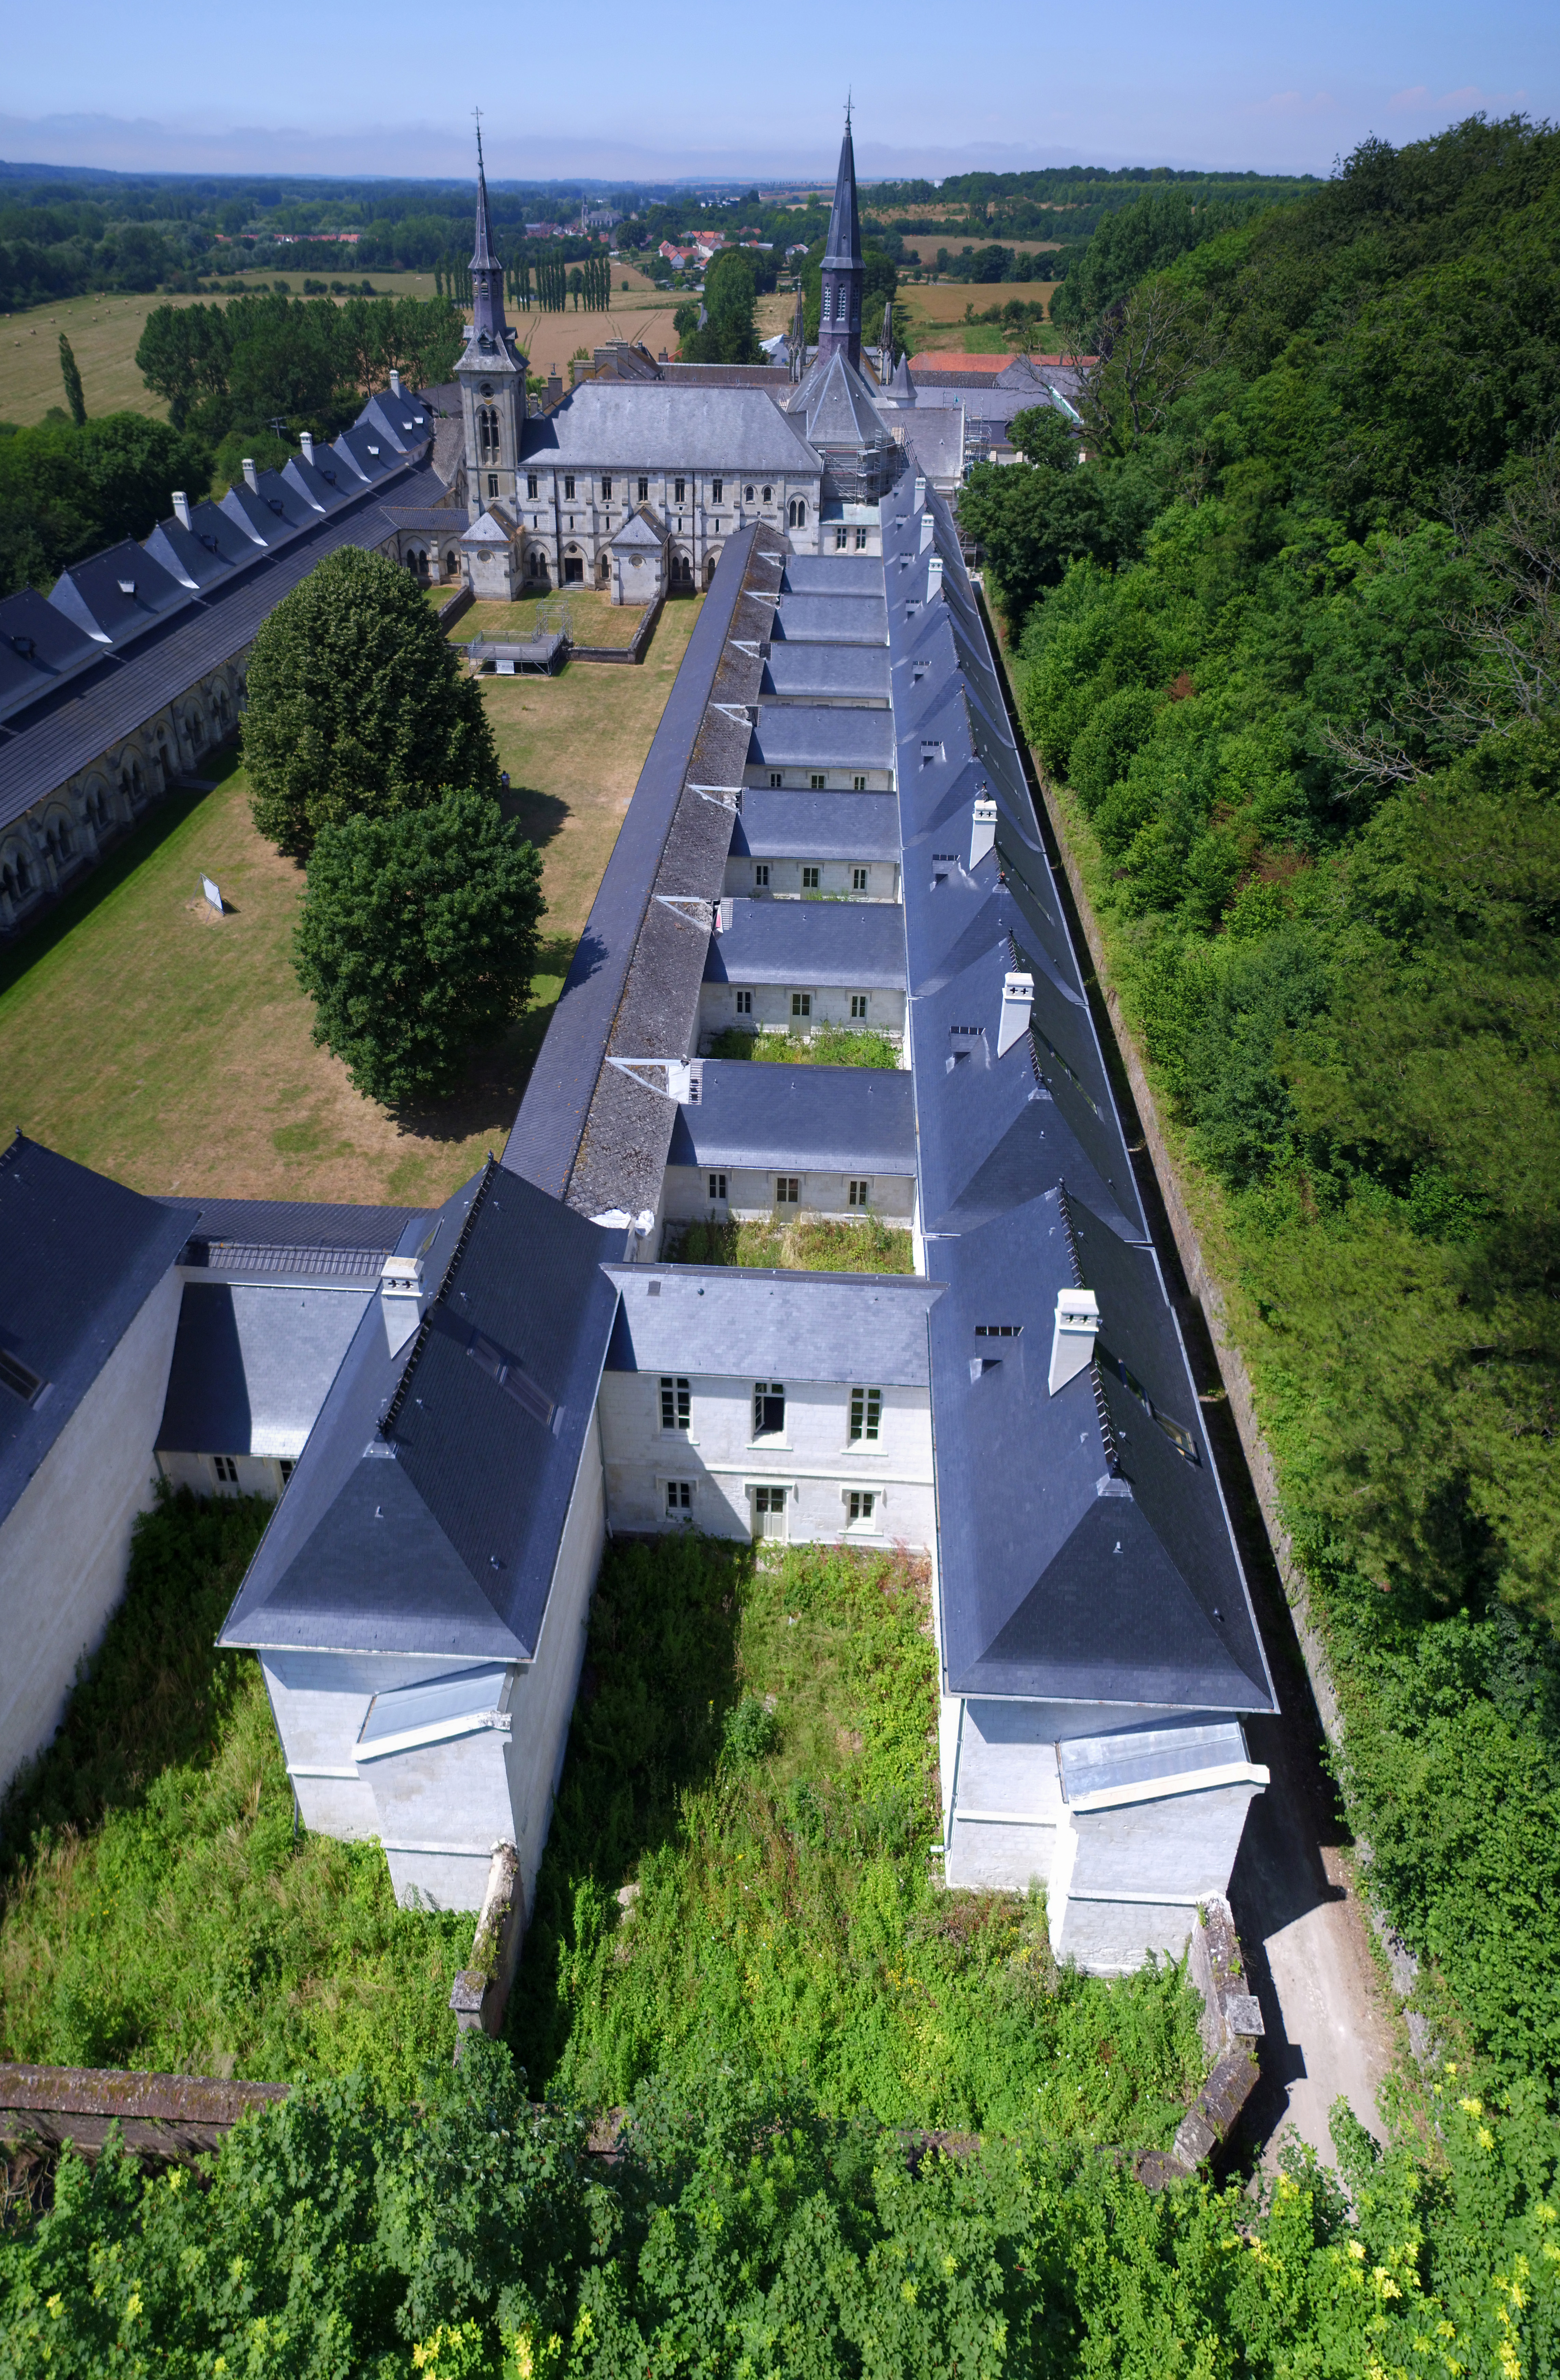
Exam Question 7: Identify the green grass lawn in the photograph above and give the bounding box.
[0,1494,467,2088]
[0,599,702,1206]
[707,1026,902,1069]
[674,1215,915,1273]
[510,1531,1206,2143]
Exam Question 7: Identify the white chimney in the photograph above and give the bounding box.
[300,431,315,464]
[1048,1287,1100,1395]
[665,1058,704,1103]
[927,554,944,597]
[913,473,926,508]
[717,896,734,932]
[172,491,191,531]
[919,510,934,552]
[969,797,997,870]
[380,1254,426,1356]
[997,969,1033,1058]
[390,368,402,396]
[242,457,259,493]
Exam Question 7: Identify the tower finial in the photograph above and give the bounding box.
[473,103,484,171]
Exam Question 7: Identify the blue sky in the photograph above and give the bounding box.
[2,0,1555,183]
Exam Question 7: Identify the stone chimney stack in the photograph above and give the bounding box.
[242,457,259,493]
[300,431,315,464]
[390,368,402,396]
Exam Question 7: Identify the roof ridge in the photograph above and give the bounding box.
[380,1158,496,1438]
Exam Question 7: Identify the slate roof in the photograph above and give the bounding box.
[897,409,964,486]
[604,1263,939,1387]
[519,384,821,475]
[502,526,787,1218]
[874,486,1275,1715]
[758,643,891,705]
[780,555,885,597]
[0,1134,189,1530]
[157,1282,373,1458]
[612,504,670,551]
[787,350,891,451]
[218,1164,621,1661]
[666,1061,916,1174]
[0,444,442,837]
[771,591,887,645]
[747,704,896,773]
[730,791,900,862]
[703,896,906,989]
[167,1195,422,1278]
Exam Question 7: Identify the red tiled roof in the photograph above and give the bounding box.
[908,350,1095,375]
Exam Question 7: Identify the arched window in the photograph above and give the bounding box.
[477,405,501,463]
[821,288,831,322]
[761,485,772,505]
[788,497,807,528]
[444,550,459,580]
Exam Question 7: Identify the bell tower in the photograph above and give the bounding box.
[457,118,527,526]
[817,104,864,372]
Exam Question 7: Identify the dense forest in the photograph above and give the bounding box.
[962,112,1560,2085]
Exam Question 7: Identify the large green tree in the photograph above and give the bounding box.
[243,546,499,858]
[0,413,211,598]
[677,249,762,364]
[293,788,544,1106]
[956,407,1160,619]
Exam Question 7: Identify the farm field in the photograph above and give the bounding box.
[0,275,693,427]
[0,272,443,426]
[902,279,1060,328]
[0,597,702,1208]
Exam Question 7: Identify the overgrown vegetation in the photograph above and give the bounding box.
[706,1026,901,1068]
[968,114,1560,2085]
[0,410,211,596]
[511,1534,1202,2143]
[0,1492,467,2088]
[674,1215,914,1272]
[5,2038,1559,2378]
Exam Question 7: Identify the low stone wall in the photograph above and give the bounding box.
[1137,1898,1263,2188]
[572,590,665,666]
[436,582,475,632]
[0,2065,287,2162]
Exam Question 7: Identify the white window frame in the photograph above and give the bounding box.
[791,991,811,1018]
[843,1486,882,1531]
[849,1384,882,1443]
[663,1477,695,1518]
[850,993,868,1019]
[775,1175,800,1205]
[708,1172,728,1203]
[847,1178,871,1208]
[659,1374,691,1432]
[852,867,868,891]
[735,988,753,1014]
[801,866,820,890]
[751,1382,787,1442]
[810,773,826,790]
[754,864,770,888]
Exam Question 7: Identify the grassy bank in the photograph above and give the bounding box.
[0,1492,465,2087]
[510,1532,1205,2145]
[673,1215,914,1272]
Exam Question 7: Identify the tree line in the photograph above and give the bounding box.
[960,111,1560,2088]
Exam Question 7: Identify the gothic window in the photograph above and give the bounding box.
[788,497,807,527]
[601,476,612,497]
[674,478,685,504]
[821,288,831,322]
[488,474,497,497]
[477,405,501,463]
[744,485,754,503]
[527,473,539,498]
[637,476,649,502]
[564,475,575,499]
[761,485,771,505]
[711,478,723,502]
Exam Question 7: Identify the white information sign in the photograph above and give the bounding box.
[201,877,223,914]
[496,658,516,674]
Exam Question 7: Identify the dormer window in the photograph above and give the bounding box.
[117,579,135,596]
[366,444,380,455]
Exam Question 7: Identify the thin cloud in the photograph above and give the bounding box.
[1244,90,1337,119]
[1387,83,1524,114]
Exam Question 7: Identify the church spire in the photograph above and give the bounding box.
[817,103,864,370]
[470,116,508,345]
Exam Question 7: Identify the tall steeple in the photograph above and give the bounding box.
[470,118,508,346]
[817,102,864,370]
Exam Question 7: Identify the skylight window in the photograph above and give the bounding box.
[0,1348,43,1404]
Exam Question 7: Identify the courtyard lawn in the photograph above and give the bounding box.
[672,1215,914,1273]
[706,1025,901,1069]
[510,1530,1206,2142]
[454,590,647,649]
[0,597,702,1208]
[0,1492,468,2089]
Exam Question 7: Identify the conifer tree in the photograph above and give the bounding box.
[58,334,86,426]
